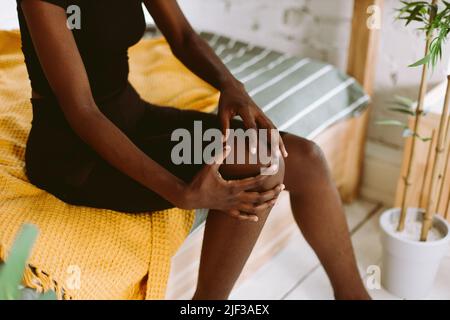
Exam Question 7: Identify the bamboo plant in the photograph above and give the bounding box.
[379,0,450,240]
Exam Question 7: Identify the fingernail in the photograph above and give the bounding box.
[284,151,289,158]
[254,216,259,222]
[281,184,286,190]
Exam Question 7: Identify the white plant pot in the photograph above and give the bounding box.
[379,208,450,300]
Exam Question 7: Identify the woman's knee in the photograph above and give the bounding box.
[285,135,327,168]
[283,135,333,193]
[219,152,285,191]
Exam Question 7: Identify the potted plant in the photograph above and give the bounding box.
[377,0,450,299]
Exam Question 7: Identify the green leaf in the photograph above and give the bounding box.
[419,135,433,142]
[409,54,431,67]
[400,129,432,141]
[388,106,416,116]
[406,5,424,25]
[376,120,408,128]
[394,95,415,107]
[388,95,416,113]
[0,224,38,300]
[397,0,450,70]
[410,132,432,142]
[38,290,57,300]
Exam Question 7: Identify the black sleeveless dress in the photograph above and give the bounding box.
[17,0,246,212]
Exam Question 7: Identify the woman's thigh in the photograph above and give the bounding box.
[73,105,247,213]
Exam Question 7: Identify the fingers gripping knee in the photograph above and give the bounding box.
[219,156,285,192]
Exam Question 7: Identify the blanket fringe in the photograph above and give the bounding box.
[0,245,4,264]
[23,266,71,300]
[0,245,71,300]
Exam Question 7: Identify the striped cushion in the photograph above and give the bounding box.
[146,28,369,139]
[199,31,369,139]
[145,28,370,233]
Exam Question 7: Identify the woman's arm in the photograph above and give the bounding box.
[144,0,287,157]
[143,0,239,92]
[21,0,187,206]
[20,0,272,216]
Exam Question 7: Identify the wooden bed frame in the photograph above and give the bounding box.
[166,0,383,299]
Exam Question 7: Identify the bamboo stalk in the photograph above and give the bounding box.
[444,128,450,220]
[435,111,450,212]
[439,105,450,219]
[397,0,437,231]
[397,61,430,231]
[421,76,450,241]
[445,187,450,220]
[419,129,436,207]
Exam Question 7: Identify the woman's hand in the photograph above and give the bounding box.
[177,146,284,222]
[218,82,288,158]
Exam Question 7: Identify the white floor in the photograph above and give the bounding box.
[228,199,450,300]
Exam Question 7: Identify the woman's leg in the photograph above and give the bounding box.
[113,100,366,299]
[193,159,285,300]
[282,134,369,299]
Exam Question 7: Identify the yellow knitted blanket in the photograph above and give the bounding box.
[0,30,219,299]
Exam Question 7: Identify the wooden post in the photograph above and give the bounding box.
[347,0,384,95]
[343,0,383,201]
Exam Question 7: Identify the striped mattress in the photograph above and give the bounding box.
[145,28,370,232]
[146,27,370,140]
[199,31,370,139]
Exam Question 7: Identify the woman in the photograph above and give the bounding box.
[18,0,370,299]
